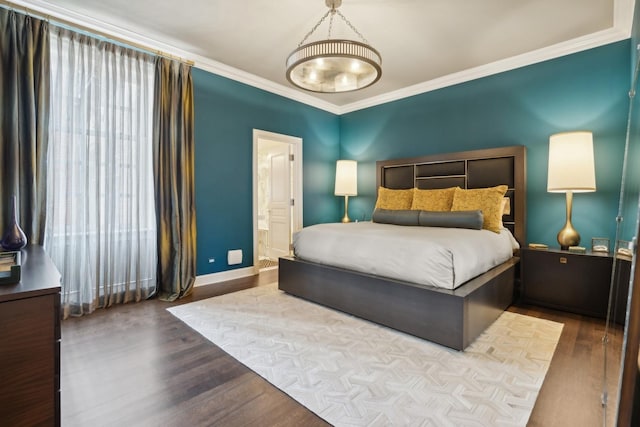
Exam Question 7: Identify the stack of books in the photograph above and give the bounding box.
[0,251,21,284]
[568,246,586,254]
[528,243,548,250]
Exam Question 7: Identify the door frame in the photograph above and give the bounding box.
[252,129,303,272]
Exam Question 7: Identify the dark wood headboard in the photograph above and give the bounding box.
[376,146,527,245]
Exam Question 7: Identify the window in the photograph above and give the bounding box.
[46,27,157,318]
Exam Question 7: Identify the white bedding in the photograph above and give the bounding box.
[292,222,520,290]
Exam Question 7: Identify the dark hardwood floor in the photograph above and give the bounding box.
[61,270,624,427]
[509,304,623,427]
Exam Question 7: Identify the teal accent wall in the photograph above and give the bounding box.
[193,39,633,276]
[340,41,631,247]
[193,68,340,275]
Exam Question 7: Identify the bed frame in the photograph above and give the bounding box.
[279,146,526,350]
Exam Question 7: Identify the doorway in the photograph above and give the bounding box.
[253,130,303,272]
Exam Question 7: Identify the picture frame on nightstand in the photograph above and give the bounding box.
[591,237,610,253]
[617,240,634,257]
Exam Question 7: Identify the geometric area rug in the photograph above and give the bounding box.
[167,283,563,427]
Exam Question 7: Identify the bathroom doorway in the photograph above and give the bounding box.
[252,130,303,271]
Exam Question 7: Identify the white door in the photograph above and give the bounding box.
[267,144,292,259]
[253,129,302,271]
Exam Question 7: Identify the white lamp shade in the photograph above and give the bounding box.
[335,160,358,196]
[547,131,596,193]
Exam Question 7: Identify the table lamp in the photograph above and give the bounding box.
[547,131,596,249]
[335,160,358,223]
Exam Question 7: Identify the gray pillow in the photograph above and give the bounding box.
[418,210,483,230]
[372,209,420,226]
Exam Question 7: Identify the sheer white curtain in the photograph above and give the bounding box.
[46,27,157,318]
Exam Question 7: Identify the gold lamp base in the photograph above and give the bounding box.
[557,223,580,250]
[557,191,580,250]
[341,195,351,223]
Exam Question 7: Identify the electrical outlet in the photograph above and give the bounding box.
[208,258,215,263]
[228,249,243,265]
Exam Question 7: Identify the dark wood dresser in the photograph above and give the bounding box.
[0,246,61,426]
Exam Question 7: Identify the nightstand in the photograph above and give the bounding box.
[520,247,630,323]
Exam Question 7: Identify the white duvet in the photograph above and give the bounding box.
[292,222,520,290]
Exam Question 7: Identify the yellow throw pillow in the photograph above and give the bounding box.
[374,187,414,210]
[451,185,509,232]
[411,187,457,211]
[498,197,510,229]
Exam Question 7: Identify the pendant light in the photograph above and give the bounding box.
[286,0,382,93]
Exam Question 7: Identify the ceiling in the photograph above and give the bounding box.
[10,0,634,114]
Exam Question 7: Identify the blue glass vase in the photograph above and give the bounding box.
[1,196,27,251]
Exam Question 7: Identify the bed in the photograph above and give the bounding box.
[278,146,526,350]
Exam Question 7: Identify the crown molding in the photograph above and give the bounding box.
[5,0,344,114]
[337,26,631,115]
[7,0,636,117]
[614,0,635,36]
[192,56,343,114]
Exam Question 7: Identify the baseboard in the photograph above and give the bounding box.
[194,266,258,287]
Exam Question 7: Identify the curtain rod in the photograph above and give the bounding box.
[0,0,195,66]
